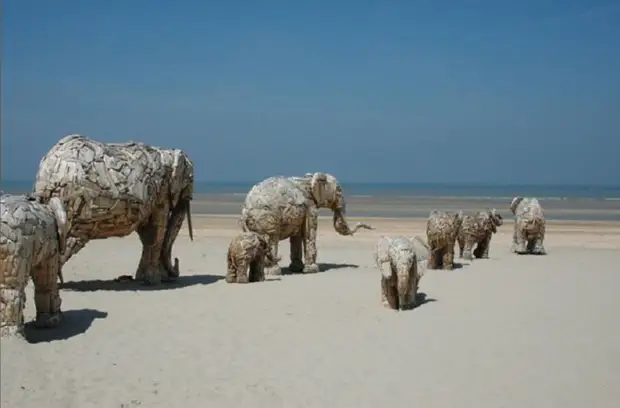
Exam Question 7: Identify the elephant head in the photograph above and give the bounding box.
[306,172,374,236]
[487,208,503,233]
[161,149,195,278]
[510,196,524,215]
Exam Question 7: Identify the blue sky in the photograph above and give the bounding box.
[2,0,619,184]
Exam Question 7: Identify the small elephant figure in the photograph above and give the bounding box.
[226,232,281,284]
[510,196,547,255]
[426,210,463,270]
[374,235,430,311]
[458,208,504,261]
[1,194,68,338]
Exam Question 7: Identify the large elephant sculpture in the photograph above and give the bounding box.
[33,134,194,285]
[239,172,374,275]
[1,194,67,338]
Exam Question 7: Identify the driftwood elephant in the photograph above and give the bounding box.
[239,173,373,276]
[374,236,430,311]
[510,196,547,255]
[457,209,504,260]
[426,210,463,270]
[226,232,280,284]
[33,134,195,285]
[1,194,67,338]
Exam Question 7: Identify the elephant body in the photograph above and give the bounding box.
[0,194,67,338]
[510,197,546,255]
[33,134,195,285]
[374,236,429,311]
[239,173,373,276]
[226,232,280,284]
[426,210,463,270]
[458,209,503,260]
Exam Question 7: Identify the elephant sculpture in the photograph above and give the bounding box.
[1,194,67,338]
[226,232,280,284]
[239,172,374,276]
[33,134,195,285]
[457,209,504,261]
[509,196,546,255]
[426,210,463,270]
[374,235,430,311]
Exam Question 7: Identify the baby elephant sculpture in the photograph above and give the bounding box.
[510,196,546,255]
[426,210,463,270]
[1,194,67,338]
[226,232,281,284]
[457,209,504,261]
[374,235,430,311]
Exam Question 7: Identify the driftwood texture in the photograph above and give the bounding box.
[1,194,67,338]
[239,173,373,276]
[510,197,547,255]
[33,134,195,285]
[375,236,429,311]
[226,232,280,284]
[426,210,463,270]
[457,209,504,261]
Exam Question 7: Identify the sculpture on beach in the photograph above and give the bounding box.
[457,209,504,260]
[239,173,374,276]
[509,196,546,255]
[226,232,280,284]
[33,134,195,285]
[374,235,430,311]
[1,194,67,338]
[426,210,463,270]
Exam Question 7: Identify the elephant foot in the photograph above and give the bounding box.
[225,274,236,284]
[288,259,305,274]
[135,264,165,285]
[462,251,474,261]
[0,325,25,339]
[34,312,62,328]
[302,263,320,274]
[532,245,547,255]
[265,265,282,276]
[514,243,528,255]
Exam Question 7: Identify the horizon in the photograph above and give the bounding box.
[3,0,619,185]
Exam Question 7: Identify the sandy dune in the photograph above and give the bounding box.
[2,216,620,408]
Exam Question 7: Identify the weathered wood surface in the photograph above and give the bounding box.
[34,134,195,284]
[1,194,66,338]
[239,172,373,276]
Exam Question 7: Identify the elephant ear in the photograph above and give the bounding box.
[310,172,329,207]
[509,197,524,215]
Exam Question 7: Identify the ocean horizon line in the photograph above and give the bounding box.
[1,179,619,200]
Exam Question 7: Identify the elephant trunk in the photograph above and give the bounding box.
[161,198,192,279]
[332,209,374,236]
[397,271,410,310]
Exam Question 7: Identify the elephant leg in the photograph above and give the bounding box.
[0,254,30,338]
[302,208,320,274]
[265,238,282,276]
[443,245,455,270]
[514,228,528,254]
[225,253,237,284]
[288,235,304,273]
[31,254,62,329]
[135,205,169,285]
[476,236,491,258]
[532,231,547,255]
[457,236,465,258]
[381,277,390,308]
[427,245,438,270]
[252,258,266,282]
[58,236,88,284]
[462,238,475,261]
[236,260,249,284]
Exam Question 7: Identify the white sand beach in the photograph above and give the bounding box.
[2,216,620,408]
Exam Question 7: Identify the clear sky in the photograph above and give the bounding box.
[2,0,619,184]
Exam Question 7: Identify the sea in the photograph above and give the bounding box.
[2,179,619,221]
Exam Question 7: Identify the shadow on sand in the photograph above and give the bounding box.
[430,261,468,270]
[281,262,360,275]
[60,274,224,292]
[24,308,108,343]
[414,292,437,308]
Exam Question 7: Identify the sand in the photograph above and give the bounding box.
[2,216,620,408]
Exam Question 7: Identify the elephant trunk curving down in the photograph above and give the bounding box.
[34,134,195,285]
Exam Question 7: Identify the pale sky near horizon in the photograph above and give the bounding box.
[2,0,619,185]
